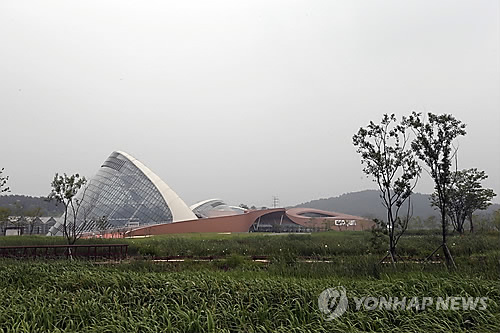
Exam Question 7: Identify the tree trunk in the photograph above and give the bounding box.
[387,208,397,264]
[389,245,397,263]
[441,211,454,267]
[469,213,474,233]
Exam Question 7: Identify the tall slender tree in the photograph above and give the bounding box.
[404,112,466,267]
[48,173,87,245]
[353,114,421,263]
[26,206,44,235]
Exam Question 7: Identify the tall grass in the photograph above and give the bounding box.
[0,260,498,332]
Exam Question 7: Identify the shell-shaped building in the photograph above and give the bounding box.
[49,150,374,236]
[48,151,196,236]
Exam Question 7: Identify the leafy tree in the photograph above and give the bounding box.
[432,168,496,234]
[405,112,466,267]
[48,173,87,245]
[407,216,424,230]
[423,215,438,230]
[473,213,498,232]
[0,207,11,235]
[461,170,495,233]
[493,209,500,232]
[0,168,9,194]
[353,114,421,263]
[369,219,389,252]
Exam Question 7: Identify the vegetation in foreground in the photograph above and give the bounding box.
[0,258,498,333]
[1,230,498,261]
[0,231,499,332]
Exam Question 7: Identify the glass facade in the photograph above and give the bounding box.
[248,212,309,233]
[49,152,173,235]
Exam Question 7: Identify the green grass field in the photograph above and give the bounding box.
[1,230,498,259]
[0,231,499,332]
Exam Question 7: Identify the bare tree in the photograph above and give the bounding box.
[405,112,466,267]
[353,114,421,263]
[25,206,43,235]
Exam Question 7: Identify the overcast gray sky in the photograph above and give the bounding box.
[1,0,499,207]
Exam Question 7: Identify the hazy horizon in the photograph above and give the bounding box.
[1,1,499,207]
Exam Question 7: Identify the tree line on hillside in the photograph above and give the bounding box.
[0,195,65,217]
[0,173,65,237]
[295,190,499,229]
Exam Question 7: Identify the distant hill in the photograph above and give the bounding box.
[3,191,498,221]
[294,190,499,221]
[0,195,64,217]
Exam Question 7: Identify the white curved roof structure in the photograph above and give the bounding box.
[189,198,225,211]
[117,151,197,222]
[190,198,244,218]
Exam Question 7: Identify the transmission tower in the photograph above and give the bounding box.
[272,196,280,208]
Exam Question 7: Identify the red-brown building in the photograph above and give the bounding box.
[126,207,374,236]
